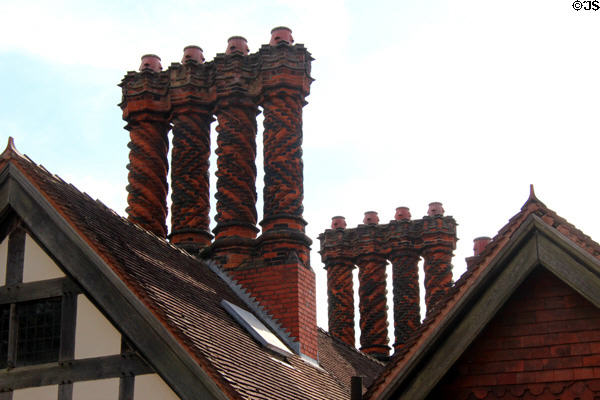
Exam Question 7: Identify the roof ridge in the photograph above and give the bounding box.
[204,260,302,355]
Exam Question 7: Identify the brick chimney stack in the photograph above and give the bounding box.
[120,55,170,237]
[120,29,317,360]
[319,204,457,356]
[169,46,214,251]
[422,202,457,314]
[356,212,390,359]
[388,207,420,352]
[321,217,356,347]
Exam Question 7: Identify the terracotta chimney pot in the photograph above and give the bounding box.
[331,216,347,230]
[139,54,162,72]
[182,45,205,64]
[427,202,445,217]
[394,207,411,221]
[269,26,294,46]
[363,211,379,225]
[226,36,249,55]
[473,237,491,256]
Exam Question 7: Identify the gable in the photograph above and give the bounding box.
[429,267,600,399]
[0,162,228,400]
[0,226,179,400]
[373,214,600,400]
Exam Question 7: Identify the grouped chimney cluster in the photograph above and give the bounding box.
[319,203,457,360]
[120,28,319,360]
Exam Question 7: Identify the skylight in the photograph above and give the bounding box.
[221,300,292,357]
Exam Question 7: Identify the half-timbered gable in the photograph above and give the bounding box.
[0,139,382,400]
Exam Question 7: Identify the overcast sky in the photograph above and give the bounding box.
[2,0,599,335]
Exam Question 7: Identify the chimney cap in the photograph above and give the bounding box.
[363,211,379,225]
[226,36,249,55]
[139,54,162,72]
[270,26,294,46]
[184,45,203,52]
[427,202,445,217]
[182,45,205,64]
[331,216,347,230]
[394,206,411,221]
[271,26,292,34]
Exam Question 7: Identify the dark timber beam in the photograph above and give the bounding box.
[0,354,152,391]
[0,278,81,305]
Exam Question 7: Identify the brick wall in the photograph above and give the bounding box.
[430,267,600,399]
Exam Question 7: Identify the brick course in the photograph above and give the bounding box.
[430,268,600,399]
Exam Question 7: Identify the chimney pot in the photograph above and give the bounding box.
[394,206,411,221]
[473,236,491,256]
[182,45,205,64]
[269,26,294,46]
[427,202,445,217]
[139,54,162,72]
[226,36,249,55]
[363,211,379,225]
[331,216,347,229]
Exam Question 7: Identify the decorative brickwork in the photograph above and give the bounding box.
[389,247,420,351]
[261,90,305,227]
[319,205,457,355]
[357,252,389,359]
[213,96,259,240]
[169,58,214,250]
[120,65,170,238]
[326,261,356,347]
[422,214,456,314]
[430,268,600,399]
[120,28,318,360]
[170,109,213,249]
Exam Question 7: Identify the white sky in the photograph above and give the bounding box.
[1,0,599,338]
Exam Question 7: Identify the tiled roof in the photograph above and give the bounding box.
[317,328,384,391]
[366,186,600,399]
[0,140,373,400]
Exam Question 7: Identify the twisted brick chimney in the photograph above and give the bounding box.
[319,203,457,357]
[169,46,213,251]
[120,55,170,238]
[120,27,317,360]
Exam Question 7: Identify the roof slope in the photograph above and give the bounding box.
[318,328,385,390]
[0,139,361,400]
[367,186,600,400]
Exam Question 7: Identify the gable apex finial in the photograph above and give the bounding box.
[1,136,24,161]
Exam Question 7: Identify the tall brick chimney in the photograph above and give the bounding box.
[422,202,456,314]
[120,29,317,360]
[169,46,214,251]
[120,55,170,238]
[356,212,390,359]
[388,207,420,352]
[321,217,355,347]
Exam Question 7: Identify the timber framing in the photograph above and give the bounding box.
[0,278,81,305]
[0,163,228,400]
[379,214,600,400]
[0,353,152,391]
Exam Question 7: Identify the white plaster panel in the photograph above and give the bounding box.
[23,234,65,283]
[13,384,58,400]
[134,374,180,400]
[0,238,7,286]
[75,295,121,359]
[73,378,119,400]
